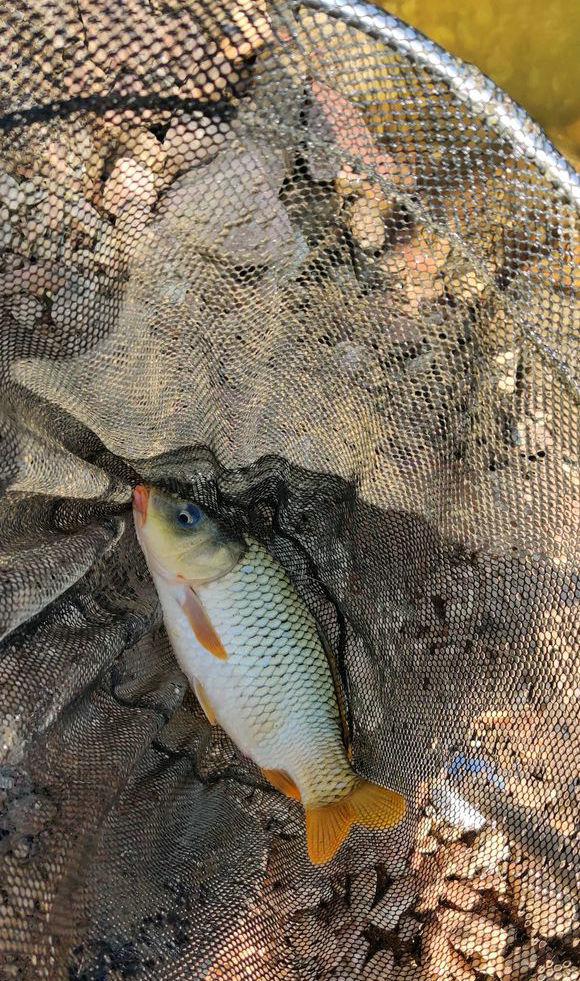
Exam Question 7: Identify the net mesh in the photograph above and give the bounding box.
[0,1,578,978]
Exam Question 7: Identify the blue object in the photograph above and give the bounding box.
[448,753,507,791]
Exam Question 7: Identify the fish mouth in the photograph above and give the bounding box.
[133,484,150,527]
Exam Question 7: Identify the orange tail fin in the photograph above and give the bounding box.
[305,779,406,865]
[348,779,406,830]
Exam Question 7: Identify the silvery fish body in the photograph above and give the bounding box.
[160,537,356,808]
[132,485,405,864]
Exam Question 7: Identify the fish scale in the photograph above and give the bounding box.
[134,485,406,864]
[166,539,354,808]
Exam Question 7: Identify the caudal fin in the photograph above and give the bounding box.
[305,779,406,865]
[305,799,352,865]
[348,778,406,829]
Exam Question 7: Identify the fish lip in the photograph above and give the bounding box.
[133,484,150,527]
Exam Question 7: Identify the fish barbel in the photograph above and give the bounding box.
[133,484,405,864]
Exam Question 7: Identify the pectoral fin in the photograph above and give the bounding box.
[181,588,228,661]
[261,768,301,801]
[193,679,218,725]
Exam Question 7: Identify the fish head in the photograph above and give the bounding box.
[132,484,245,585]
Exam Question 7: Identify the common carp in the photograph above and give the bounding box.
[133,484,405,864]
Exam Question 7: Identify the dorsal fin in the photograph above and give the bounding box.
[317,627,352,757]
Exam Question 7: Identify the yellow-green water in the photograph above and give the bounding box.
[377,0,580,168]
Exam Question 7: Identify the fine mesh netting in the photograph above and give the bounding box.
[0,1,578,978]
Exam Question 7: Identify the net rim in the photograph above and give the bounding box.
[0,0,578,209]
[301,0,580,208]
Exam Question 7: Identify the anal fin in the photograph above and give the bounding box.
[261,768,301,801]
[181,588,228,661]
[193,679,218,725]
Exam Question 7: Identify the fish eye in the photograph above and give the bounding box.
[176,503,203,528]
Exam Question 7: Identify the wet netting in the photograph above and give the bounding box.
[0,1,578,978]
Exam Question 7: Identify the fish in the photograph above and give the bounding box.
[132,484,406,864]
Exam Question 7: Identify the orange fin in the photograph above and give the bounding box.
[305,799,352,865]
[347,778,406,830]
[193,679,217,725]
[305,779,406,865]
[261,768,301,801]
[181,588,228,661]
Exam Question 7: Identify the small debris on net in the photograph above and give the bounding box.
[534,962,580,981]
